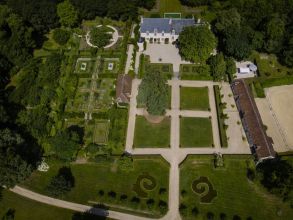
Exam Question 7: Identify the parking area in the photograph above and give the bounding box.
[144,43,191,73]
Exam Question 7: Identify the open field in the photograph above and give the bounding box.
[21,157,169,217]
[0,190,77,220]
[134,116,170,148]
[180,117,213,147]
[180,87,209,110]
[256,85,293,151]
[180,155,293,220]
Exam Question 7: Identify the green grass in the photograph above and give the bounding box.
[180,117,213,147]
[250,51,292,78]
[160,0,184,14]
[180,87,210,110]
[134,116,170,148]
[180,155,293,220]
[0,190,76,220]
[213,86,228,148]
[179,64,212,80]
[21,157,169,217]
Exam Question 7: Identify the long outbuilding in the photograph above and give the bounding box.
[231,79,275,163]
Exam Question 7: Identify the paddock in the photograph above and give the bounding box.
[256,85,293,152]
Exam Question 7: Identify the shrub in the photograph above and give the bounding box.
[192,207,199,216]
[131,196,140,204]
[53,28,71,45]
[120,194,128,201]
[158,200,168,213]
[181,189,187,197]
[179,203,188,216]
[46,167,75,197]
[108,191,116,198]
[98,190,104,196]
[159,187,167,195]
[233,215,241,220]
[207,212,215,220]
[220,213,227,220]
[146,198,155,208]
[90,27,111,48]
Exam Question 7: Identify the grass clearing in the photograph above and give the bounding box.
[21,157,169,217]
[160,0,184,14]
[180,117,213,147]
[85,120,110,145]
[180,87,209,110]
[180,155,293,220]
[134,116,170,148]
[0,190,76,220]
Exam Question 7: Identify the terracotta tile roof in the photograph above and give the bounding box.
[116,74,132,103]
[231,79,275,161]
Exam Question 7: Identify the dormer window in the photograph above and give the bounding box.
[172,29,175,35]
[154,28,157,36]
[146,31,149,36]
[162,31,164,36]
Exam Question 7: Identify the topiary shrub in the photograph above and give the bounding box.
[220,213,227,220]
[192,207,199,216]
[146,198,155,209]
[53,28,71,45]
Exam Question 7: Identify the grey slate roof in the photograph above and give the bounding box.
[140,18,196,34]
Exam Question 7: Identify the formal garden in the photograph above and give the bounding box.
[133,116,171,148]
[179,64,213,80]
[179,155,293,220]
[180,86,210,111]
[20,156,170,218]
[180,117,213,148]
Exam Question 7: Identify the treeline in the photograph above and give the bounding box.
[180,0,293,67]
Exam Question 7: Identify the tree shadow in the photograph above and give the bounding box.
[68,125,85,144]
[57,167,75,187]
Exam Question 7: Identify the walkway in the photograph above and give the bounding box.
[125,78,227,220]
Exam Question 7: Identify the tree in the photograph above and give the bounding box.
[223,27,251,60]
[53,28,71,45]
[264,16,285,53]
[281,35,293,67]
[46,167,75,197]
[0,129,32,188]
[225,57,236,81]
[57,0,78,27]
[70,0,108,20]
[89,27,112,48]
[178,25,216,63]
[257,158,293,201]
[50,127,83,161]
[7,0,59,34]
[2,208,15,220]
[215,8,241,33]
[209,53,226,81]
[137,71,168,115]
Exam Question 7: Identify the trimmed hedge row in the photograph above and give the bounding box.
[214,85,228,148]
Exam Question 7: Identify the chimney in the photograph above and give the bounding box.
[197,18,201,24]
[169,18,172,25]
[141,16,143,24]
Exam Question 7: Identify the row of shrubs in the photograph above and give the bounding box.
[97,189,168,214]
[213,85,228,147]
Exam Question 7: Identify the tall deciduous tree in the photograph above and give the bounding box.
[178,26,217,63]
[209,53,226,81]
[137,71,168,116]
[57,0,78,27]
[215,8,241,33]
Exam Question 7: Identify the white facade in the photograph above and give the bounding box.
[140,30,178,44]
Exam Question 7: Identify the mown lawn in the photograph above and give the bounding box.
[180,117,213,147]
[180,155,293,220]
[134,116,170,148]
[180,87,210,110]
[160,0,184,14]
[0,190,76,220]
[21,157,169,217]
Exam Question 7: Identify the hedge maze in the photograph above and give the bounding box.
[133,172,157,198]
[191,176,217,203]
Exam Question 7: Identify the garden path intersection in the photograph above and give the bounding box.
[10,77,251,220]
